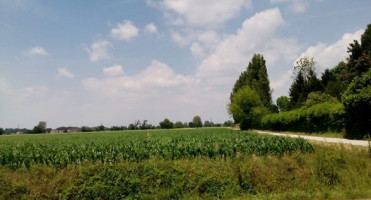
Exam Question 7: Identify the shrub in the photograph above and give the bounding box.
[228,86,268,130]
[262,102,345,133]
[342,68,371,139]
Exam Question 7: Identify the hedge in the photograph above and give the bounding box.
[261,102,345,133]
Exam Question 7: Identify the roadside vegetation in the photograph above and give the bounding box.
[228,24,371,139]
[0,128,370,199]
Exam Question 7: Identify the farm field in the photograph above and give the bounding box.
[0,128,370,199]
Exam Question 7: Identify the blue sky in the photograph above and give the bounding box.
[1,0,370,129]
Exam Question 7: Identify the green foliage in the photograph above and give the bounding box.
[192,116,202,128]
[0,128,3,135]
[0,129,314,169]
[81,126,93,132]
[231,54,274,113]
[159,118,173,129]
[32,121,47,134]
[223,120,233,127]
[96,125,105,132]
[276,96,289,112]
[303,92,338,108]
[361,24,371,54]
[228,86,268,130]
[289,57,322,110]
[1,144,370,200]
[342,68,371,139]
[174,121,184,129]
[203,120,214,127]
[262,101,345,133]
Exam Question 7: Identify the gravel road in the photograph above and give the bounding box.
[256,130,370,147]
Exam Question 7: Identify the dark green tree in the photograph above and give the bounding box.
[343,24,371,84]
[174,121,184,129]
[33,121,47,133]
[288,71,305,109]
[203,120,214,127]
[223,120,233,127]
[160,118,173,129]
[276,96,289,112]
[288,57,322,109]
[0,127,3,135]
[128,124,135,130]
[81,126,92,132]
[231,54,274,114]
[192,116,202,128]
[97,125,105,132]
[342,68,371,139]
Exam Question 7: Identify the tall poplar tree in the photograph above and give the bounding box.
[231,54,274,113]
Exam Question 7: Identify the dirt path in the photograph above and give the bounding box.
[256,130,369,147]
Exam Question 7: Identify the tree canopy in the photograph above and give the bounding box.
[228,86,268,130]
[230,54,275,118]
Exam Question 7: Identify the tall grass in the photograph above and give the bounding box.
[0,144,369,199]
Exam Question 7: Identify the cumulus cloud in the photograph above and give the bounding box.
[157,0,252,27]
[171,32,189,46]
[110,20,139,40]
[145,23,159,34]
[196,8,299,84]
[296,29,364,71]
[58,67,74,79]
[85,40,111,62]
[190,42,205,58]
[25,46,48,56]
[83,60,197,97]
[103,65,125,77]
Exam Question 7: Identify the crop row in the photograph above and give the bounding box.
[0,129,314,168]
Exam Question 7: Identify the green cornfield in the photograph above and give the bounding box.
[0,128,314,169]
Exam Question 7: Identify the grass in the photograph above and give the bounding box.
[256,129,345,139]
[0,128,370,199]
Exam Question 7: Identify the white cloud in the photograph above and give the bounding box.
[271,0,308,13]
[83,60,197,97]
[103,65,125,77]
[0,78,14,95]
[158,0,252,27]
[296,29,364,71]
[171,32,189,46]
[58,67,74,79]
[110,20,139,40]
[196,8,296,82]
[25,46,48,56]
[145,23,159,34]
[85,40,111,62]
[196,30,220,46]
[22,85,49,96]
[190,42,205,58]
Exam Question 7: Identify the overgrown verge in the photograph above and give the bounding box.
[0,145,370,200]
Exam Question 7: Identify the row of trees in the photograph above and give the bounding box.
[228,23,371,139]
[159,116,233,129]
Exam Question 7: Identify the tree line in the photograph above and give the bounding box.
[0,117,235,135]
[228,23,371,139]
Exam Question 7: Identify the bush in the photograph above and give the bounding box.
[228,86,268,130]
[262,102,345,133]
[342,68,371,139]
